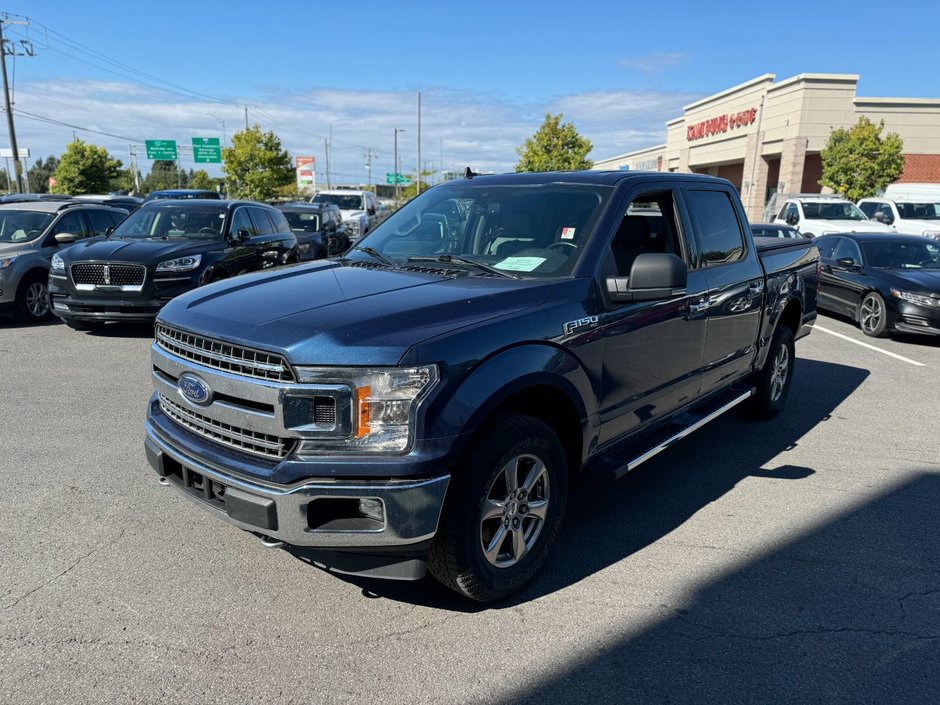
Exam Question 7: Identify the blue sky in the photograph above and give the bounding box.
[4,0,938,185]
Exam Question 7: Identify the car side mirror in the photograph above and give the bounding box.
[368,207,376,216]
[835,257,860,270]
[882,213,894,225]
[54,232,78,244]
[237,228,252,242]
[785,214,799,226]
[606,253,688,303]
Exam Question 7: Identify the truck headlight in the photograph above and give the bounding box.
[891,288,940,307]
[293,365,439,454]
[156,254,202,272]
[923,230,940,240]
[346,220,361,235]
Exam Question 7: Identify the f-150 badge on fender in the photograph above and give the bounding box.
[564,316,599,335]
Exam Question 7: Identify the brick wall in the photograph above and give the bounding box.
[900,154,940,182]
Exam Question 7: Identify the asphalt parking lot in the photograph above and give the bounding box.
[1,313,938,704]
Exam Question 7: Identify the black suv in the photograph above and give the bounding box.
[49,200,297,329]
[275,202,350,259]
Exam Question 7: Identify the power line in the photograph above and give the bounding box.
[6,106,141,143]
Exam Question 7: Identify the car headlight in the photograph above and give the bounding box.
[891,288,940,307]
[922,230,940,240]
[0,255,17,270]
[156,254,202,272]
[292,365,439,454]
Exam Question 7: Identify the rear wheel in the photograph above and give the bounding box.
[428,413,568,602]
[858,292,888,337]
[15,275,51,323]
[748,325,795,419]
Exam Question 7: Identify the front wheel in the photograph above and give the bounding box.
[748,325,795,419]
[428,413,568,602]
[15,275,51,323]
[858,292,888,337]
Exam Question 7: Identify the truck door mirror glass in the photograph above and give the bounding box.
[54,232,78,244]
[606,253,688,302]
[237,228,252,242]
[835,257,859,270]
[786,214,799,226]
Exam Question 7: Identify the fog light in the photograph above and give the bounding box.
[358,498,385,523]
[52,300,70,311]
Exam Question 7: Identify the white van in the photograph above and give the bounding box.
[857,184,940,240]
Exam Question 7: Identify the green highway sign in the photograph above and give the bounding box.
[385,172,410,184]
[192,137,222,164]
[145,139,178,160]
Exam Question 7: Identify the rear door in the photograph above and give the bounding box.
[825,236,866,315]
[681,185,764,395]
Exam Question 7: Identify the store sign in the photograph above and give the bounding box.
[296,156,315,187]
[686,107,757,142]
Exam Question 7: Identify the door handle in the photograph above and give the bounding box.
[747,282,765,296]
[688,299,710,315]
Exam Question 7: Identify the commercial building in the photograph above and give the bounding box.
[593,73,940,221]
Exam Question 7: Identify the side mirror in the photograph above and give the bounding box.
[368,207,376,216]
[237,228,252,242]
[786,214,799,226]
[835,257,859,270]
[606,253,688,303]
[54,232,78,244]
[882,213,894,225]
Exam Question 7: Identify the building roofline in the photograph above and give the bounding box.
[767,73,860,93]
[854,96,940,107]
[682,73,776,111]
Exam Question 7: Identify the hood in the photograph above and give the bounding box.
[60,237,220,265]
[872,267,940,293]
[339,209,365,221]
[0,241,38,257]
[892,219,940,236]
[158,262,553,366]
[808,220,893,234]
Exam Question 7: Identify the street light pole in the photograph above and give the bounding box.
[394,128,406,200]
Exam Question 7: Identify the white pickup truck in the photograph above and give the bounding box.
[311,189,385,243]
[857,184,940,240]
[773,195,893,238]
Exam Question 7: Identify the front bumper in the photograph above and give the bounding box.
[48,271,197,322]
[890,300,940,336]
[145,418,450,550]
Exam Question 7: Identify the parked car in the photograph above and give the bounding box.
[750,223,806,239]
[774,195,892,238]
[74,194,144,214]
[0,201,129,323]
[857,196,940,240]
[144,189,222,202]
[815,232,940,337]
[143,170,818,601]
[49,200,297,329]
[310,189,384,243]
[275,202,350,259]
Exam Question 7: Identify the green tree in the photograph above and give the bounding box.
[820,117,905,201]
[399,169,434,200]
[515,113,593,173]
[28,155,60,193]
[50,140,123,195]
[221,125,293,201]
[142,160,185,193]
[189,169,215,190]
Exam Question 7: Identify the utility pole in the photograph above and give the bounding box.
[244,105,249,130]
[324,138,332,190]
[364,148,377,190]
[0,14,31,193]
[394,128,405,201]
[416,92,422,195]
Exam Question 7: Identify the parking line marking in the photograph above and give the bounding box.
[815,326,926,367]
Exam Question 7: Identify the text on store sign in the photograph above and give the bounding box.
[687,108,757,141]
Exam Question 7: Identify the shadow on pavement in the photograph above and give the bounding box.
[294,358,869,612]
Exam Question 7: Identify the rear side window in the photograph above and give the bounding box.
[268,209,292,234]
[684,190,745,267]
[229,207,255,237]
[815,236,839,260]
[858,201,877,218]
[249,207,277,235]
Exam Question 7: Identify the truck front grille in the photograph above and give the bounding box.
[155,323,295,382]
[159,394,295,460]
[72,263,146,286]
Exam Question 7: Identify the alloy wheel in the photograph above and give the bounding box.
[860,295,882,334]
[769,343,789,402]
[26,281,50,319]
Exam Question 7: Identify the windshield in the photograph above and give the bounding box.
[313,194,364,210]
[862,240,940,269]
[283,211,320,232]
[349,182,612,279]
[896,202,940,220]
[111,204,228,240]
[0,210,55,243]
[802,202,867,220]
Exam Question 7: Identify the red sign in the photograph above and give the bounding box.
[296,156,315,169]
[687,107,757,141]
[49,176,57,187]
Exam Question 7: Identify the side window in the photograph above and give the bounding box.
[608,190,681,276]
[52,211,88,238]
[832,238,862,264]
[777,202,792,220]
[229,208,255,238]
[107,210,127,227]
[86,209,115,237]
[684,190,746,267]
[858,201,877,218]
[267,209,292,234]
[248,207,277,236]
[815,237,839,260]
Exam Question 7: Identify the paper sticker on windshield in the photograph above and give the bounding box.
[561,227,576,240]
[496,256,546,272]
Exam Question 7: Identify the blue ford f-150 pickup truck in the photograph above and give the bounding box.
[144,170,819,601]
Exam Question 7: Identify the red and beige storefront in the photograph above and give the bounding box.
[593,73,940,221]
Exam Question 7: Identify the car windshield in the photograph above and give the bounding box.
[283,211,320,232]
[895,202,940,220]
[0,210,55,243]
[862,240,940,269]
[802,202,867,220]
[111,204,228,240]
[313,194,363,210]
[349,182,612,279]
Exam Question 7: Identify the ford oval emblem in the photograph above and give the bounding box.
[178,373,212,406]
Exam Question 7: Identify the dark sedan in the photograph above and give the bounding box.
[49,200,297,329]
[275,202,350,259]
[815,233,940,337]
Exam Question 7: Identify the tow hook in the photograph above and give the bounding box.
[258,535,285,549]
[157,476,170,486]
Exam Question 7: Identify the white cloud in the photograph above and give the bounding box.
[619,52,688,74]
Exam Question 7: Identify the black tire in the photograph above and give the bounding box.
[14,274,51,323]
[748,325,795,419]
[428,413,568,602]
[65,320,106,332]
[858,291,888,337]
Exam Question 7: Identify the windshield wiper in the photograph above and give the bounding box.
[406,254,520,279]
[351,246,397,268]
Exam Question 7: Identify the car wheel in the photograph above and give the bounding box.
[15,274,51,323]
[748,325,795,419]
[858,292,888,337]
[428,413,567,602]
